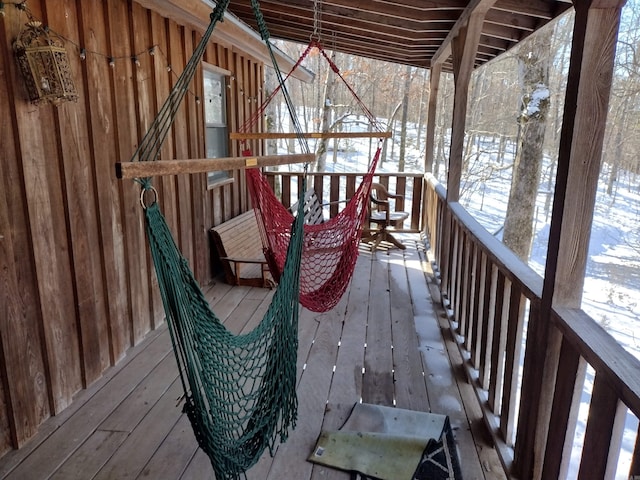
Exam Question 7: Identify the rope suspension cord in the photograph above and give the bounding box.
[311,0,321,42]
[128,2,307,478]
[236,42,316,150]
[250,0,310,157]
[236,40,386,142]
[129,0,229,184]
[244,0,384,313]
[235,22,385,147]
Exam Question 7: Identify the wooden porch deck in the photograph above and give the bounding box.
[0,237,506,480]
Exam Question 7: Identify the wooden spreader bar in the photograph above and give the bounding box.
[115,153,315,179]
[230,131,391,140]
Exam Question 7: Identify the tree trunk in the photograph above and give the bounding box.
[416,71,427,151]
[264,67,278,156]
[503,34,552,261]
[381,103,401,166]
[399,64,413,172]
[315,51,337,172]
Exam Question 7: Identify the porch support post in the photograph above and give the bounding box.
[424,61,442,173]
[434,10,486,297]
[514,1,626,478]
[446,11,484,203]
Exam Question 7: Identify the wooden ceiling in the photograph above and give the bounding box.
[225,0,574,71]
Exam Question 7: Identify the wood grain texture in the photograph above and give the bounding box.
[554,6,623,307]
[2,246,506,480]
[0,10,50,450]
[515,4,624,477]
[362,254,394,405]
[107,0,149,358]
[74,0,118,383]
[541,332,587,480]
[577,374,626,480]
[185,30,209,285]
[168,20,195,271]
[0,0,266,454]
[116,153,314,178]
[488,273,508,414]
[18,1,82,415]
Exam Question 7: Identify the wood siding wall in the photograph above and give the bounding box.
[0,0,262,455]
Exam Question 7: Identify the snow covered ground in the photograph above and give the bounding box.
[458,142,640,480]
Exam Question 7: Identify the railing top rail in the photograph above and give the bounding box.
[425,173,542,299]
[425,173,447,199]
[450,202,543,299]
[265,171,424,179]
[553,307,640,416]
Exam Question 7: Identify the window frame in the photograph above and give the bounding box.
[202,63,233,189]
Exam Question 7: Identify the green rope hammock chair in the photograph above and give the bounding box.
[127,1,307,478]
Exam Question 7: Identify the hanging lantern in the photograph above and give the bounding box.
[13,21,78,105]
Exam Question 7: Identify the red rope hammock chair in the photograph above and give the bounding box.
[242,40,385,313]
[247,150,380,312]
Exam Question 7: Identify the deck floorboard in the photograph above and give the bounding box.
[0,238,506,480]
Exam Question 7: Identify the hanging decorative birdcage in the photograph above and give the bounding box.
[13,21,78,105]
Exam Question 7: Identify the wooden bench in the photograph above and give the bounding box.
[290,188,326,224]
[209,210,272,288]
[210,191,327,288]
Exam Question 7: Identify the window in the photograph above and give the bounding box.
[203,66,232,187]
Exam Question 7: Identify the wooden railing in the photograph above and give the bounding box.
[262,171,424,232]
[424,173,640,479]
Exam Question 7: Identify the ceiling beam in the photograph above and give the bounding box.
[432,0,498,66]
[133,0,314,82]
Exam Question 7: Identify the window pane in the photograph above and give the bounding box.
[203,67,230,187]
[206,127,228,159]
[204,74,224,125]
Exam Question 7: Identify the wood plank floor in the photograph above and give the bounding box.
[0,237,507,480]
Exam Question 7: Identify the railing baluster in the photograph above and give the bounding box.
[330,175,340,217]
[500,283,526,446]
[464,240,478,352]
[478,254,493,387]
[459,230,472,337]
[629,423,640,479]
[282,175,291,208]
[542,329,587,480]
[489,273,509,414]
[412,176,423,231]
[313,173,324,203]
[446,217,458,311]
[471,250,488,370]
[345,175,356,201]
[395,176,407,213]
[578,374,627,480]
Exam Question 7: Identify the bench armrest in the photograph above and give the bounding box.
[222,256,267,265]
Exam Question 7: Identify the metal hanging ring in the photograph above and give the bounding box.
[140,186,158,210]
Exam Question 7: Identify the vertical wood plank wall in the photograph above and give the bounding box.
[0,0,262,455]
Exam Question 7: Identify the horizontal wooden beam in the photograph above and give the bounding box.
[115,153,315,179]
[230,131,392,140]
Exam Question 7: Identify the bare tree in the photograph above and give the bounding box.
[399,64,413,172]
[503,33,552,260]
[313,49,338,172]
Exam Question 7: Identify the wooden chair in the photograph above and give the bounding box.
[362,182,410,250]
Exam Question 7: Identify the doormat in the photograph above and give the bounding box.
[309,403,462,480]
